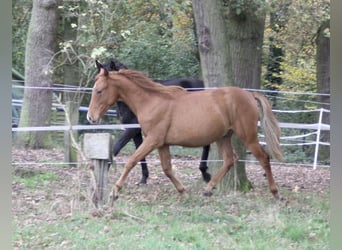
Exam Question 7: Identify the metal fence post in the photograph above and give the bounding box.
[313,108,324,169]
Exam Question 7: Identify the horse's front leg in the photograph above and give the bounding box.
[158,145,185,194]
[110,139,156,204]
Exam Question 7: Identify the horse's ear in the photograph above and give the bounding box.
[95,60,103,72]
[102,67,109,76]
[110,60,117,71]
[95,60,109,76]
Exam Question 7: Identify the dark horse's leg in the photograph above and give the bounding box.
[113,128,149,184]
[113,128,140,156]
[199,145,211,182]
[132,131,149,184]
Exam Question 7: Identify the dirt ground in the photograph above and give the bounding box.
[12,148,330,199]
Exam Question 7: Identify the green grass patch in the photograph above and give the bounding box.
[12,160,330,249]
[13,169,59,188]
[13,190,330,249]
[119,141,203,158]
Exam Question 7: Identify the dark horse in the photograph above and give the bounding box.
[87,63,283,202]
[101,59,211,184]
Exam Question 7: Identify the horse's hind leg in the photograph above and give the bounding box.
[204,134,236,196]
[248,142,279,199]
[113,128,137,156]
[158,145,185,194]
[199,145,211,182]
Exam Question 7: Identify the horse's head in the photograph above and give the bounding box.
[87,61,120,124]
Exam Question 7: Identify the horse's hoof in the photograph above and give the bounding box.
[109,194,119,206]
[203,190,213,197]
[139,179,147,185]
[178,191,188,200]
[278,195,286,202]
[180,188,186,194]
[203,173,212,183]
[272,191,281,200]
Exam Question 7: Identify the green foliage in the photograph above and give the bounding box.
[262,0,330,93]
[23,0,200,115]
[226,0,266,16]
[268,60,317,94]
[112,23,199,79]
[12,0,32,74]
[260,0,330,165]
[12,0,330,162]
[55,0,200,83]
[12,0,329,91]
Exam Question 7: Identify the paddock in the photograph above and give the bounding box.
[12,146,330,249]
[12,82,330,248]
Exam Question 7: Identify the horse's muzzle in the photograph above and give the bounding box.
[86,113,97,124]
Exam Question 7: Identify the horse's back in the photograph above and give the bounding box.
[175,86,256,113]
[162,87,258,146]
[158,78,204,90]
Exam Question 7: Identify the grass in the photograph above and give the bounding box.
[13,182,330,249]
[118,140,204,158]
[13,169,59,188]
[12,146,330,249]
[14,201,329,249]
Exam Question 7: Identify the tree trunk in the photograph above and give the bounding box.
[224,2,265,88]
[17,0,61,148]
[63,6,81,165]
[192,0,262,194]
[192,0,232,86]
[219,1,266,193]
[316,19,330,163]
[316,19,330,113]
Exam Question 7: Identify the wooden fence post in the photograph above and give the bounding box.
[83,133,113,207]
[64,101,79,167]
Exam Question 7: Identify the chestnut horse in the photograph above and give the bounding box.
[87,62,283,202]
[101,59,211,184]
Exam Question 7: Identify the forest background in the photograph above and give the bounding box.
[12,0,330,166]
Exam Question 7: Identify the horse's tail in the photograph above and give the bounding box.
[253,92,283,161]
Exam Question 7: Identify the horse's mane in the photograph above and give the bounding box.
[113,69,187,96]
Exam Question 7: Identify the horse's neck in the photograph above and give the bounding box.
[117,80,160,118]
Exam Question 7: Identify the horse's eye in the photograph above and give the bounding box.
[96,90,102,95]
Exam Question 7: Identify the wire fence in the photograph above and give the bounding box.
[12,82,330,169]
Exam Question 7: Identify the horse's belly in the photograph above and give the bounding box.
[165,118,228,147]
[163,91,234,146]
[167,136,219,147]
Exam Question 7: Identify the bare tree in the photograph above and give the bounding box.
[17,0,61,148]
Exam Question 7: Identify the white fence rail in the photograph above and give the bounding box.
[274,108,329,169]
[12,108,330,169]
[12,82,330,168]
